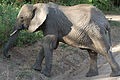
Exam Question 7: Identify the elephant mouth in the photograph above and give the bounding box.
[10,24,25,36]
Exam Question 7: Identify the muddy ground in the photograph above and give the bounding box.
[0,16,120,80]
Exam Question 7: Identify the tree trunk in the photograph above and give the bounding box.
[111,0,120,7]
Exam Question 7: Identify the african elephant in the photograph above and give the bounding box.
[3,2,120,77]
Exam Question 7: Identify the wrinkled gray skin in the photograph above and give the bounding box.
[3,2,120,77]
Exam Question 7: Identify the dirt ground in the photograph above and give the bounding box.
[0,15,120,80]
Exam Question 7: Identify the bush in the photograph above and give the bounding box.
[58,0,112,11]
[92,0,112,11]
[17,31,43,46]
[56,0,91,6]
[0,3,18,47]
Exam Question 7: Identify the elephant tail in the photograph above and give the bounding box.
[106,24,112,47]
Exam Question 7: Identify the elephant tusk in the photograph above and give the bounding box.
[10,30,18,36]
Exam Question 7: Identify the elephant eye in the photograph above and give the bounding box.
[20,17,24,22]
[20,17,23,19]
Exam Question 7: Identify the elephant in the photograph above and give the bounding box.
[3,2,120,77]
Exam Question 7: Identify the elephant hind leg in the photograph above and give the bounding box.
[104,50,120,77]
[86,49,98,77]
[92,38,120,77]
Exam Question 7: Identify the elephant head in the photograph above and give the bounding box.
[13,3,49,34]
[3,3,49,58]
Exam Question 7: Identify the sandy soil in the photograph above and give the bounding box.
[0,15,120,80]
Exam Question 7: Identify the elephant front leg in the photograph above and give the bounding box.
[32,46,44,71]
[41,35,58,77]
[86,50,98,77]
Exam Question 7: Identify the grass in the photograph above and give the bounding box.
[109,21,120,27]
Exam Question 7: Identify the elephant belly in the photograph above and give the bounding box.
[62,27,93,49]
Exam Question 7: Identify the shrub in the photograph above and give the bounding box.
[58,0,112,11]
[92,0,112,11]
[0,3,18,47]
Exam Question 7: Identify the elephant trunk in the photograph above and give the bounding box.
[3,29,20,58]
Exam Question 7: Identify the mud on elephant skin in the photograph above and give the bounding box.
[3,2,120,77]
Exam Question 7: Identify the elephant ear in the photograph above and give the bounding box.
[28,3,49,32]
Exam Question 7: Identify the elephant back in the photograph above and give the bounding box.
[59,4,92,29]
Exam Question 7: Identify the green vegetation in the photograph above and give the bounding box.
[0,0,120,47]
[110,21,120,27]
[59,0,112,11]
[0,3,19,46]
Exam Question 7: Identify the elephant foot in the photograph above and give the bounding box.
[32,64,42,71]
[3,50,11,58]
[110,70,120,77]
[86,69,98,77]
[41,69,51,77]
[3,54,11,58]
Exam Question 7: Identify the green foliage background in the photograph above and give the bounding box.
[0,0,119,47]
